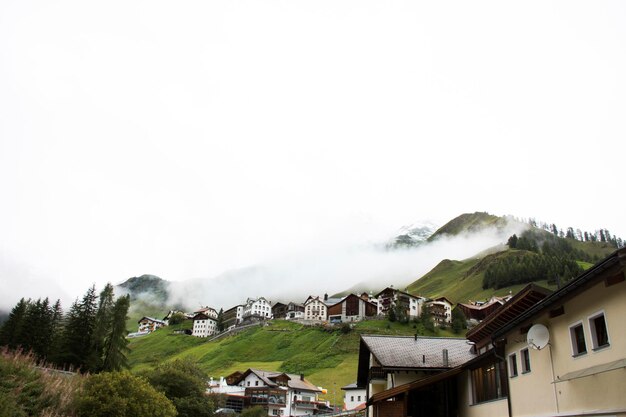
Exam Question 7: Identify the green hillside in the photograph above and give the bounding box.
[407,251,556,303]
[127,319,459,404]
[407,239,616,304]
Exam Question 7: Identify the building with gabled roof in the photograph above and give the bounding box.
[327,293,378,323]
[303,295,328,321]
[208,368,329,416]
[191,312,218,337]
[137,316,167,333]
[375,287,426,319]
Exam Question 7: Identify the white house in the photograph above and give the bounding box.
[208,368,329,416]
[192,312,218,337]
[303,296,328,321]
[341,383,366,411]
[375,287,426,318]
[137,317,167,333]
[425,297,453,325]
[242,297,272,320]
[195,306,219,319]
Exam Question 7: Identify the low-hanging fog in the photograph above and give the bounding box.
[166,220,527,311]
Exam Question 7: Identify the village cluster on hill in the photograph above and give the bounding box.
[134,287,473,339]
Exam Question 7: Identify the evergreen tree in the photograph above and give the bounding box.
[0,298,29,349]
[59,286,98,371]
[216,308,224,332]
[451,308,466,334]
[507,234,518,249]
[87,283,115,372]
[420,304,435,332]
[102,295,130,372]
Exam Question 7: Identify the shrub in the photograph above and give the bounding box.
[74,372,176,417]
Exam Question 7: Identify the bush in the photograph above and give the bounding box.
[74,372,176,417]
[168,312,187,325]
[241,406,267,417]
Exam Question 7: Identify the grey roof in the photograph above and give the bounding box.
[361,335,476,369]
[341,382,364,390]
[249,369,321,392]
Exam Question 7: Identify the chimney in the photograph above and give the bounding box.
[324,293,328,301]
[442,349,449,367]
[300,374,305,381]
[422,355,425,364]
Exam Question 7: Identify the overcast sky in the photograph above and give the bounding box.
[1,0,625,308]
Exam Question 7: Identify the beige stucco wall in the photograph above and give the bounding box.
[504,275,626,417]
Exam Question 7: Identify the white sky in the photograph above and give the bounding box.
[1,0,625,307]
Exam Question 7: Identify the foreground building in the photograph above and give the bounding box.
[342,383,366,411]
[364,248,626,417]
[303,296,328,321]
[208,368,330,416]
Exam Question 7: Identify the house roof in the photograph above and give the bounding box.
[328,294,377,309]
[360,335,476,369]
[492,248,626,340]
[192,312,213,321]
[138,316,166,325]
[465,283,553,344]
[234,369,322,392]
[375,287,421,299]
[341,382,364,390]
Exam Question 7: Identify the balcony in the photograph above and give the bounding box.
[369,367,387,381]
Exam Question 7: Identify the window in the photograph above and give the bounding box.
[470,360,508,404]
[351,396,354,402]
[255,381,259,386]
[521,349,531,373]
[570,322,587,356]
[508,353,518,377]
[357,396,361,401]
[589,312,610,350]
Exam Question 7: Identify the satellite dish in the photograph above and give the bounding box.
[527,324,550,350]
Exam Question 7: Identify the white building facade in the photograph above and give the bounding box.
[341,383,366,411]
[243,297,273,320]
[192,313,218,337]
[303,296,327,321]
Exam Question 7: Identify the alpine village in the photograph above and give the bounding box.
[2,212,626,417]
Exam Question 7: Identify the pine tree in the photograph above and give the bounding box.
[87,283,115,372]
[102,295,130,371]
[0,298,29,349]
[59,285,98,371]
[216,309,225,332]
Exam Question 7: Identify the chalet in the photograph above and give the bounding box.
[162,310,195,323]
[425,296,453,326]
[195,306,219,319]
[342,383,366,411]
[137,316,167,333]
[375,287,426,319]
[223,305,244,329]
[303,296,328,321]
[208,368,329,416]
[271,302,288,319]
[327,293,377,323]
[364,248,626,417]
[192,312,218,337]
[286,302,305,320]
[242,297,272,321]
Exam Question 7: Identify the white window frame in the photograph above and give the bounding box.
[587,310,611,351]
[568,320,587,357]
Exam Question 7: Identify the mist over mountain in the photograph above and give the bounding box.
[158,213,527,311]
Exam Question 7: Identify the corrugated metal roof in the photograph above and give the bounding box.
[361,335,476,369]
